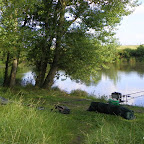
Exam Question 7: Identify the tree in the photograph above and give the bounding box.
[0,0,36,87]
[25,0,138,89]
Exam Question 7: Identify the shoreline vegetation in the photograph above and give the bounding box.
[0,86,144,144]
[117,45,144,62]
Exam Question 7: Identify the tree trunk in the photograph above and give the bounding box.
[42,35,62,89]
[35,34,53,87]
[42,63,58,89]
[42,37,60,89]
[42,24,63,89]
[42,0,66,89]
[3,52,10,87]
[9,58,18,87]
[35,60,47,87]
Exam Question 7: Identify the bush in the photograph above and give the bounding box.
[118,48,135,59]
[135,45,144,58]
[70,89,88,97]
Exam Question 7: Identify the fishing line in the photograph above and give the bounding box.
[128,95,144,100]
[125,90,144,96]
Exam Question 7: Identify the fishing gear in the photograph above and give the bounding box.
[110,91,144,103]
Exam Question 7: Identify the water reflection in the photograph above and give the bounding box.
[21,71,35,86]
[21,62,144,107]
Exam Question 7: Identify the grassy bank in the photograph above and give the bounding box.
[0,86,144,144]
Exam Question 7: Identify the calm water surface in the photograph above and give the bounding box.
[22,62,144,107]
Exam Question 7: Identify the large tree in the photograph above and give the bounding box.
[25,0,138,89]
[1,0,139,88]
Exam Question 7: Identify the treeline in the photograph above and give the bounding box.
[117,45,144,61]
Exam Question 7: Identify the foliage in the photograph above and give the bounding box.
[134,45,144,58]
[59,31,118,83]
[0,0,25,86]
[118,48,135,59]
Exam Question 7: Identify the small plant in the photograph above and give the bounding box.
[70,89,89,97]
[51,86,61,91]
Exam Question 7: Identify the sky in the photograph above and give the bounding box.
[115,0,144,45]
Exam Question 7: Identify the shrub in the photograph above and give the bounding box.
[70,89,88,97]
[135,45,144,57]
[118,48,135,59]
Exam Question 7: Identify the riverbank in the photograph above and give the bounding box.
[0,86,144,144]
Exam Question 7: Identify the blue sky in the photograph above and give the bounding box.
[116,0,144,45]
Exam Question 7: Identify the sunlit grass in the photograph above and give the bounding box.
[118,45,139,50]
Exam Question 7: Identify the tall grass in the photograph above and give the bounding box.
[0,100,74,144]
[84,113,144,144]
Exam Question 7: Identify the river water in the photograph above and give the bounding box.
[21,61,144,107]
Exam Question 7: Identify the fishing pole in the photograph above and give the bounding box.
[125,90,144,96]
[126,94,144,100]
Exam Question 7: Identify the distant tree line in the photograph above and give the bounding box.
[117,45,144,61]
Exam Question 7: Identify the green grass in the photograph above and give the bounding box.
[0,87,144,144]
[118,45,139,50]
[0,103,74,144]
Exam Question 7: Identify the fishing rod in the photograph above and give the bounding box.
[126,94,144,100]
[125,90,144,96]
[110,91,144,103]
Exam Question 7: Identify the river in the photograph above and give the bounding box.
[21,61,144,107]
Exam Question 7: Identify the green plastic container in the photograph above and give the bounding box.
[108,99,120,105]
